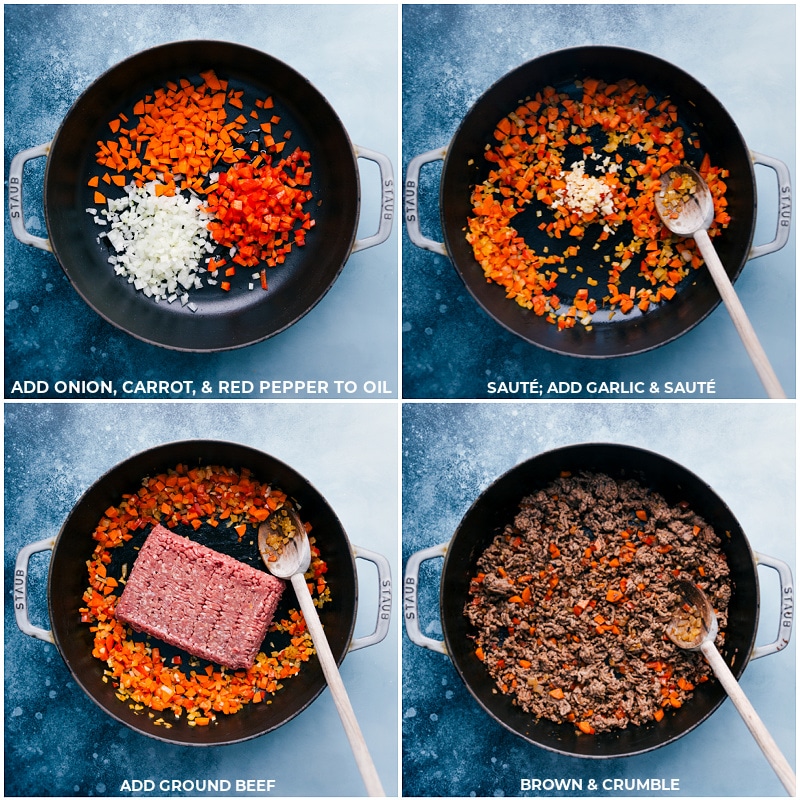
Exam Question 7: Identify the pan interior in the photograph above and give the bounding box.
[440,443,758,758]
[441,47,756,357]
[47,440,358,746]
[44,41,360,351]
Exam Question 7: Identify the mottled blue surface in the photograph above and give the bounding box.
[5,403,398,796]
[402,4,796,399]
[402,402,795,796]
[4,4,398,400]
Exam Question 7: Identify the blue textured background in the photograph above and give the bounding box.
[402,4,795,399]
[4,4,398,400]
[401,401,795,796]
[5,402,398,796]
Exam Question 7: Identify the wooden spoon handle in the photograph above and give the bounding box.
[290,573,385,797]
[701,640,795,795]
[695,229,786,399]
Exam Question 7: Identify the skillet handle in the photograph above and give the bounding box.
[749,151,792,260]
[405,147,448,255]
[751,551,793,660]
[8,142,53,252]
[403,542,448,654]
[351,145,394,254]
[14,537,56,644]
[348,546,392,652]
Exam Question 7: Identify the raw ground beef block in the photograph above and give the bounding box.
[115,524,285,670]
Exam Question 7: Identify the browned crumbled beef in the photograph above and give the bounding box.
[464,471,730,734]
[116,524,285,670]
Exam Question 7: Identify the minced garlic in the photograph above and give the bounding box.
[551,160,616,218]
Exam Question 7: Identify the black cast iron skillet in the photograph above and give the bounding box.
[9,40,393,351]
[405,46,791,357]
[14,440,390,746]
[404,443,793,758]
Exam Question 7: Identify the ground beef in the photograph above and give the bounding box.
[464,471,730,734]
[116,524,285,670]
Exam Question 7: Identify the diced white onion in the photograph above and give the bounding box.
[97,182,214,302]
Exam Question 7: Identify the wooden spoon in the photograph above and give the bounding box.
[668,580,795,795]
[259,505,385,797]
[655,164,785,399]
